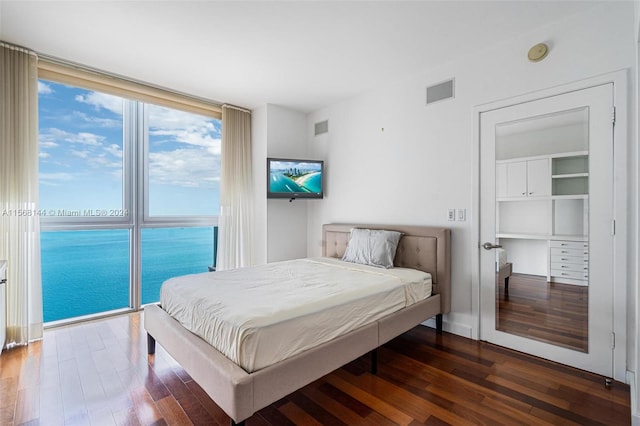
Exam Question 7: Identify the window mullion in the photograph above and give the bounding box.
[131,101,145,310]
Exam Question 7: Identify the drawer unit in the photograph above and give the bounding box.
[551,262,589,272]
[550,247,589,257]
[549,240,588,250]
[549,240,589,285]
[550,253,588,265]
[551,269,589,285]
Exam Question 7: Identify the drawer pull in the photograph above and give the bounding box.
[562,273,568,276]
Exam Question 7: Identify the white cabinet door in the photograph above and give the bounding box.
[501,159,549,198]
[506,161,527,197]
[495,163,508,198]
[526,158,550,197]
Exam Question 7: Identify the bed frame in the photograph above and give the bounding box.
[499,261,513,290]
[144,223,451,425]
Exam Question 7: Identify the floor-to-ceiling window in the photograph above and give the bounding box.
[38,75,220,324]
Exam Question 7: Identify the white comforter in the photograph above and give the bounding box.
[160,257,432,372]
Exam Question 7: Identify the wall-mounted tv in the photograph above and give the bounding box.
[267,157,324,199]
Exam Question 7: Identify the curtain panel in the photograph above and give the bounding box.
[0,42,43,344]
[216,106,253,270]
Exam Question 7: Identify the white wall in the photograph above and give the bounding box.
[251,105,268,265]
[260,104,309,263]
[305,3,636,339]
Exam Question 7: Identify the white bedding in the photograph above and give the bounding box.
[160,257,432,372]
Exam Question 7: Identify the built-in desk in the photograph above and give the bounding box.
[496,234,588,285]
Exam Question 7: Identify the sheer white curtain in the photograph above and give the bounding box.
[216,105,253,271]
[0,42,43,345]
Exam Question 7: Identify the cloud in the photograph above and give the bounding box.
[75,132,106,146]
[39,99,219,193]
[40,172,75,182]
[38,81,53,95]
[149,147,220,188]
[71,111,122,128]
[39,128,123,180]
[148,104,221,154]
[71,150,90,159]
[38,138,59,149]
[104,144,123,159]
[75,91,123,116]
[41,128,106,146]
[87,154,121,169]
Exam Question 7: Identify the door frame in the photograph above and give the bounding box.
[471,69,629,382]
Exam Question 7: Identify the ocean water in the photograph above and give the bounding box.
[41,227,215,322]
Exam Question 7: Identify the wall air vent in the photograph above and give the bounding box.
[314,120,329,136]
[426,78,454,105]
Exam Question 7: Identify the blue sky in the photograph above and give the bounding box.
[38,80,221,217]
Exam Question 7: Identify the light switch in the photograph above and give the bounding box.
[447,209,455,221]
[457,208,466,221]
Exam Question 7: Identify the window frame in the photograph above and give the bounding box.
[38,59,222,323]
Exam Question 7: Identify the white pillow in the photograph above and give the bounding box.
[341,228,403,269]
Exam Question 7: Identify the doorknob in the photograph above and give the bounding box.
[482,242,502,250]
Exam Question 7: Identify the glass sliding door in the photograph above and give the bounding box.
[41,229,130,322]
[39,80,131,324]
[141,227,216,305]
[38,78,221,324]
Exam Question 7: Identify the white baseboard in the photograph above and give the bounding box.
[628,371,640,425]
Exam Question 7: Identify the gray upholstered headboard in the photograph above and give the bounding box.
[322,223,451,315]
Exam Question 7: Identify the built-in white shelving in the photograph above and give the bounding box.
[496,150,589,284]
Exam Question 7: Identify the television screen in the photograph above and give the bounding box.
[267,158,324,199]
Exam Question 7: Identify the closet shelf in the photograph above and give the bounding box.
[552,173,589,179]
[497,233,588,241]
[551,194,588,200]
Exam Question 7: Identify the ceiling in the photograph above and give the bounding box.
[0,1,602,113]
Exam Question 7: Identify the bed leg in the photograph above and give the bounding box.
[371,349,378,375]
[147,333,156,355]
[436,313,443,333]
[231,420,245,426]
[504,276,510,291]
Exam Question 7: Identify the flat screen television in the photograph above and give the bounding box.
[267,157,324,199]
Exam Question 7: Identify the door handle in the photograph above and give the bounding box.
[482,242,503,250]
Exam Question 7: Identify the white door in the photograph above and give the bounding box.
[480,83,614,377]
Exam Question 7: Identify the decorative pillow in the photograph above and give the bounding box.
[341,228,403,269]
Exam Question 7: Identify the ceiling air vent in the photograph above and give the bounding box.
[426,78,454,105]
[314,120,329,136]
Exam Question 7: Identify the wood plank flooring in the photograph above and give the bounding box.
[0,311,630,425]
[497,274,588,352]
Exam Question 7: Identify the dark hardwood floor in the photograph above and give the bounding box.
[0,311,629,425]
[497,273,588,352]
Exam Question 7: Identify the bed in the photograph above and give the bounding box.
[496,247,512,289]
[144,223,451,425]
